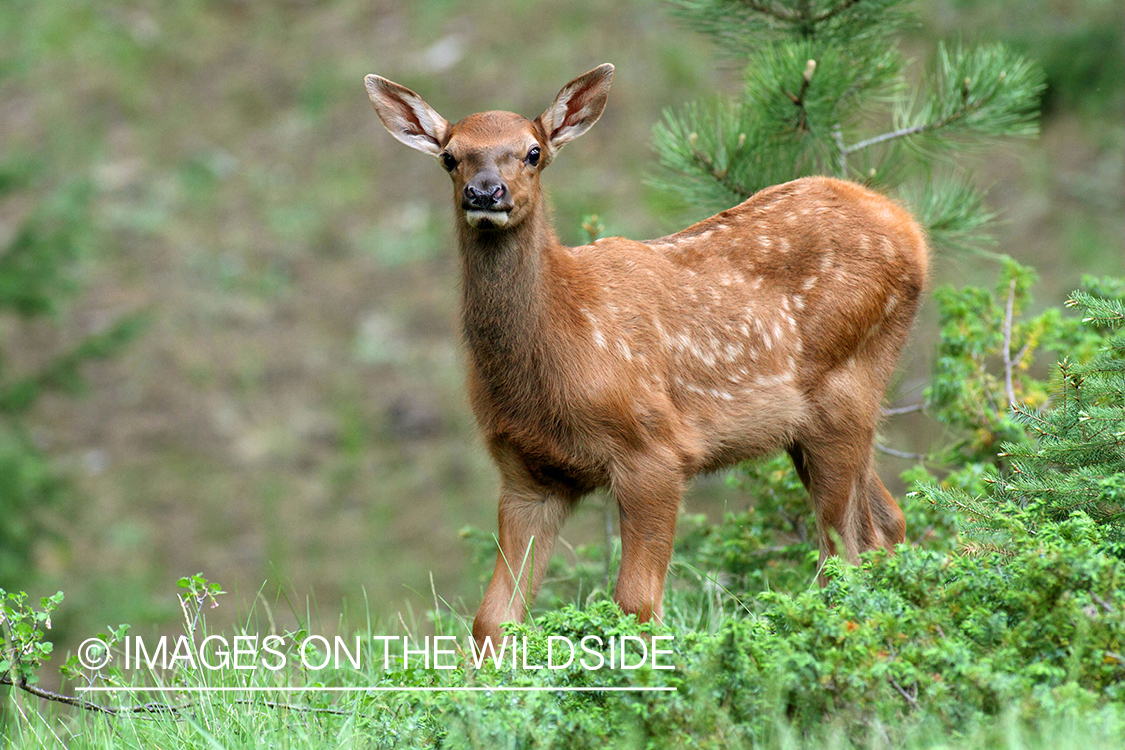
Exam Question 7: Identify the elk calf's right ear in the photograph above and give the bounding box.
[536,63,614,158]
[364,75,450,157]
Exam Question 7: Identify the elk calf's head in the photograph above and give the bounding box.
[364,65,928,650]
[366,64,613,231]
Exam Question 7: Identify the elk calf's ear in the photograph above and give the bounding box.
[364,75,450,157]
[536,63,614,158]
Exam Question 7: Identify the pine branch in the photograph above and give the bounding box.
[738,0,802,24]
[843,81,980,155]
[685,132,758,200]
[844,42,1043,157]
[735,0,865,31]
[783,59,818,132]
[841,95,988,154]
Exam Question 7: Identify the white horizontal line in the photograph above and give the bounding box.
[76,686,676,694]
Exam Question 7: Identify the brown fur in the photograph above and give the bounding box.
[365,65,929,649]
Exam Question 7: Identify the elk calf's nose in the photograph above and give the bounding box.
[464,177,507,209]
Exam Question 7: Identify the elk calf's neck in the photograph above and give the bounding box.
[365,64,929,648]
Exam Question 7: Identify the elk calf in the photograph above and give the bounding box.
[365,64,928,648]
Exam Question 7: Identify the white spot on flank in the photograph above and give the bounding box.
[884,293,900,317]
[755,372,794,389]
[818,253,834,275]
[585,311,607,350]
[695,346,716,367]
[777,237,790,253]
[801,276,819,291]
[760,236,773,249]
[792,294,805,310]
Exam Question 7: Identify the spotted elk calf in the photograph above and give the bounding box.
[364,64,928,648]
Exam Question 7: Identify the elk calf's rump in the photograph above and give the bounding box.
[364,63,928,649]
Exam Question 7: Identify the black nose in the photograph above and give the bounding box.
[463,175,508,210]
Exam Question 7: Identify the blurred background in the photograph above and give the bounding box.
[0,0,1121,651]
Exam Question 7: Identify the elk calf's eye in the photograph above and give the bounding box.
[525,146,541,166]
[441,153,457,171]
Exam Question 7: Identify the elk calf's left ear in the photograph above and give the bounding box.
[536,63,614,158]
[365,75,450,157]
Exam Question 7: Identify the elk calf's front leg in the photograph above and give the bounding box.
[611,459,684,624]
[472,487,572,647]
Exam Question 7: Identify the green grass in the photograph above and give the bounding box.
[4,544,1125,750]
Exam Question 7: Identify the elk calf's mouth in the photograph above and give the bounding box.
[465,210,512,229]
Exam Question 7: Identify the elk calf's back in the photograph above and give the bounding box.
[364,63,928,648]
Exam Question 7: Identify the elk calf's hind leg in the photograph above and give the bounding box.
[862,469,906,551]
[798,411,904,571]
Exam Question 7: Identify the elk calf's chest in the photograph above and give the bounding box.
[365,63,928,650]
